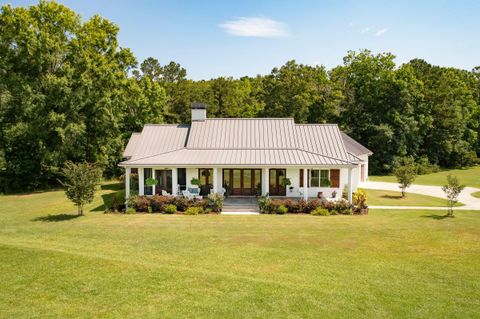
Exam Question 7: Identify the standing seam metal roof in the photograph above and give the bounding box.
[121,118,368,166]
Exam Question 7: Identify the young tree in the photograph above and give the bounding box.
[393,157,417,197]
[442,175,465,217]
[60,161,102,216]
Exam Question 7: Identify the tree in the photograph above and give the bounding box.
[393,157,417,197]
[442,175,465,217]
[60,161,102,215]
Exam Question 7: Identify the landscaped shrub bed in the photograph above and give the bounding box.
[125,193,223,214]
[258,190,367,216]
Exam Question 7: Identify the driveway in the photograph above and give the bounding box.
[359,181,480,210]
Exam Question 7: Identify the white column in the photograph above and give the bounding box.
[151,167,155,195]
[262,168,269,196]
[125,167,131,202]
[172,168,178,195]
[303,168,308,200]
[348,167,353,204]
[139,168,144,196]
[212,167,218,193]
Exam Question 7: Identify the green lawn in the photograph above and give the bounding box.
[472,191,480,198]
[1,183,479,318]
[370,166,480,188]
[362,188,464,207]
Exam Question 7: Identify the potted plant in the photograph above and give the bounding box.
[320,178,331,187]
[145,177,158,187]
[190,177,200,187]
[280,177,292,191]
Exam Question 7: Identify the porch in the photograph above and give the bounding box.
[124,166,356,203]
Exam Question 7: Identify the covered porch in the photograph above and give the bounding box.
[123,166,357,203]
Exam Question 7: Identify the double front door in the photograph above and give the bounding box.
[223,169,261,196]
[269,169,286,196]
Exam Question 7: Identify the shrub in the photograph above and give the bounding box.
[150,195,172,212]
[125,207,136,214]
[311,208,330,216]
[416,156,440,175]
[129,195,150,212]
[342,185,348,200]
[258,196,273,214]
[304,199,322,214]
[207,193,224,212]
[330,209,339,215]
[276,205,288,214]
[334,198,353,214]
[164,204,177,214]
[184,207,204,215]
[147,206,153,213]
[353,189,367,208]
[172,197,190,211]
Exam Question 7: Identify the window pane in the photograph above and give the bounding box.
[320,170,330,187]
[254,170,261,190]
[311,170,319,187]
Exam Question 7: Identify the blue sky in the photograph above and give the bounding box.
[3,0,480,79]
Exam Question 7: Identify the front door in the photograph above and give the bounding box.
[155,170,172,194]
[223,169,261,196]
[269,169,286,196]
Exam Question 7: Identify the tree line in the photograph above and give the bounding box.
[0,1,479,192]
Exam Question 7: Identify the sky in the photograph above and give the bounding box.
[2,0,480,80]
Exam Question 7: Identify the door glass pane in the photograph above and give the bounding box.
[254,170,261,193]
[243,170,251,189]
[269,170,276,186]
[223,169,231,188]
[199,169,213,185]
[233,170,241,188]
[178,168,186,191]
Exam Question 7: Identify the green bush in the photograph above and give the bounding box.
[184,207,204,215]
[330,209,339,215]
[258,196,273,214]
[125,207,136,214]
[276,205,288,214]
[164,204,177,214]
[311,208,330,216]
[207,193,224,213]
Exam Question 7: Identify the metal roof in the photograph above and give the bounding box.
[123,133,141,159]
[340,132,373,156]
[121,118,367,166]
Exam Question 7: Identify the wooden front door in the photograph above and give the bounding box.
[269,169,286,196]
[155,170,172,194]
[223,169,261,196]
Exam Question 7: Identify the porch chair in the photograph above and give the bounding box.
[182,190,195,200]
[161,190,172,197]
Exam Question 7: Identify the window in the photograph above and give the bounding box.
[310,169,330,187]
[144,168,153,195]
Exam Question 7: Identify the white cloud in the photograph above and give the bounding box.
[360,27,370,34]
[218,17,289,38]
[375,28,388,37]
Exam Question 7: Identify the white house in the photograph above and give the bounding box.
[119,103,372,203]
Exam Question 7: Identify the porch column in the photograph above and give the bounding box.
[151,167,155,195]
[262,168,269,196]
[139,168,144,196]
[303,168,308,200]
[172,168,178,195]
[212,167,218,193]
[347,167,353,204]
[125,167,131,203]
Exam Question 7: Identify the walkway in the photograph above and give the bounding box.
[360,181,480,210]
[222,197,260,214]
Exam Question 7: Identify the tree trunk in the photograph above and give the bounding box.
[78,205,83,216]
[401,187,405,197]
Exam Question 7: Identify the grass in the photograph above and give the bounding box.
[362,188,464,207]
[472,191,480,198]
[369,166,480,188]
[0,183,479,318]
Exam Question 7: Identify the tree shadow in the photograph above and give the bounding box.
[92,191,124,211]
[421,214,452,220]
[32,214,81,222]
[101,183,122,191]
[381,194,403,200]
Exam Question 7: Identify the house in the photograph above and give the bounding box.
[119,103,372,203]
